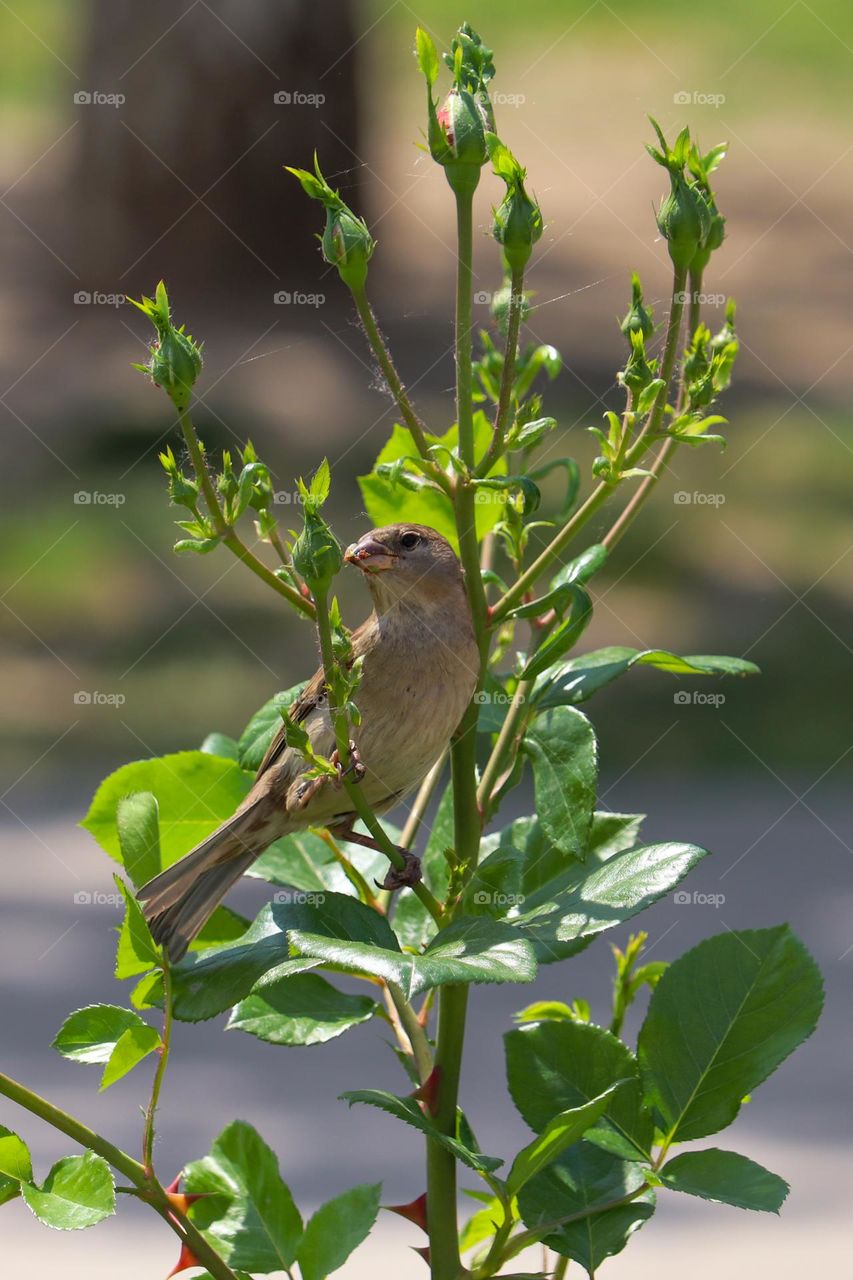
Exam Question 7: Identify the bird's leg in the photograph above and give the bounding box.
[329,822,423,890]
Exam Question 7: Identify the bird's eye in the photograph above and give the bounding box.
[399,531,420,550]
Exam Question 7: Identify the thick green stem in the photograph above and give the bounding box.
[426,984,469,1280]
[350,285,437,471]
[0,1070,238,1280]
[178,408,315,619]
[478,262,526,477]
[142,964,172,1175]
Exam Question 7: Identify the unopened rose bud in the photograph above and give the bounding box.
[490,143,542,273]
[656,173,712,272]
[620,273,655,339]
[429,89,489,194]
[619,330,656,395]
[291,460,341,593]
[286,157,375,293]
[131,281,203,413]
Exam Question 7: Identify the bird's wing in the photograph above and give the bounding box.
[254,614,378,781]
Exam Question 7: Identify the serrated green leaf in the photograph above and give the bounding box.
[341,1091,502,1174]
[0,1127,32,1184]
[516,1143,654,1273]
[415,27,440,85]
[83,752,253,870]
[227,974,377,1046]
[114,877,162,978]
[100,1023,161,1090]
[51,1003,160,1090]
[236,684,306,773]
[185,1121,302,1271]
[115,792,161,888]
[659,1148,788,1212]
[506,1020,653,1162]
[535,646,760,709]
[297,1182,381,1280]
[638,925,823,1141]
[522,707,597,860]
[507,1085,625,1197]
[22,1152,115,1230]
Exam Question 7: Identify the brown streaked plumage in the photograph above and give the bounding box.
[137,524,478,959]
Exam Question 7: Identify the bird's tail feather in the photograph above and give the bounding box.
[137,802,267,962]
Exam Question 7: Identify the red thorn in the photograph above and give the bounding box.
[166,1240,200,1277]
[413,1245,431,1266]
[411,1065,442,1117]
[163,1175,206,1214]
[386,1192,428,1233]
[164,1174,181,1195]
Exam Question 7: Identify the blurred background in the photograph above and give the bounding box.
[0,1,850,1275]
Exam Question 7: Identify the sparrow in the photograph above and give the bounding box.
[138,524,479,960]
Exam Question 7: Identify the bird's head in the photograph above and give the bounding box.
[344,524,465,611]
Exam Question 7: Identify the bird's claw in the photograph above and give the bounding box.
[377,850,423,891]
[332,741,366,787]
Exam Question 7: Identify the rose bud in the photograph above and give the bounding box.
[620,273,655,340]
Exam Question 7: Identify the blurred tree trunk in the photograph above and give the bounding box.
[75,0,361,297]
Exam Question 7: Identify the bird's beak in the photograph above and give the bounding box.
[344,536,398,573]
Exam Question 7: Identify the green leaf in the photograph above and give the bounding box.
[291,914,537,1000]
[522,708,597,861]
[237,684,306,773]
[184,1121,302,1271]
[114,877,162,979]
[250,827,384,899]
[511,842,708,964]
[415,27,440,85]
[165,892,390,1021]
[518,587,593,681]
[51,1003,160,1090]
[0,1127,32,1185]
[358,417,506,550]
[228,974,377,1047]
[638,925,823,1142]
[507,1085,625,1196]
[535,646,760,709]
[22,1152,115,1230]
[83,751,253,871]
[297,1182,381,1280]
[200,732,241,761]
[342,1091,502,1175]
[550,543,608,588]
[659,1148,789,1213]
[516,1143,654,1274]
[115,793,161,888]
[506,1020,653,1162]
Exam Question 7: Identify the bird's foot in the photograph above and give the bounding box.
[378,850,423,891]
[331,741,366,787]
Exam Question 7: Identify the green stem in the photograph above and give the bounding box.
[426,984,469,1280]
[490,263,689,623]
[350,285,436,470]
[178,408,315,619]
[385,981,434,1084]
[476,677,534,819]
[312,590,443,925]
[478,262,526,477]
[142,964,173,1175]
[0,1071,238,1280]
[553,1256,569,1279]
